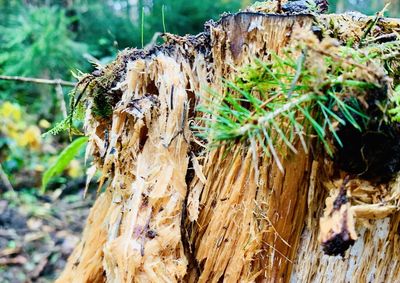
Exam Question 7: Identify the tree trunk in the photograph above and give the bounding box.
[57,5,400,283]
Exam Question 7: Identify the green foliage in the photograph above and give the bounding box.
[44,113,84,138]
[0,0,243,126]
[145,0,241,38]
[389,85,400,122]
[196,44,381,170]
[0,6,86,77]
[0,5,87,113]
[65,0,242,59]
[329,0,400,17]
[41,136,88,192]
[70,0,136,59]
[44,89,86,137]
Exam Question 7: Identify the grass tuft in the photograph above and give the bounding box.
[195,37,392,171]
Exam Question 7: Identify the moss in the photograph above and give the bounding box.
[78,49,134,119]
[92,92,113,118]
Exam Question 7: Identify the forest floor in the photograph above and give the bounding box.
[0,187,94,282]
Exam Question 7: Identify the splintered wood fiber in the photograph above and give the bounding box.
[58,11,400,283]
[291,169,400,283]
[187,15,314,283]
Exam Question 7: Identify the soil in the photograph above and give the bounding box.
[0,188,94,282]
[335,87,400,183]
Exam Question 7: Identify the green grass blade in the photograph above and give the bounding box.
[262,126,284,172]
[270,120,298,154]
[41,136,88,193]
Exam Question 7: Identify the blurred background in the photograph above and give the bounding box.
[0,0,398,281]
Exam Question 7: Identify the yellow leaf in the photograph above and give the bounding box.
[0,101,21,122]
[67,159,82,178]
[18,126,42,150]
[39,119,51,129]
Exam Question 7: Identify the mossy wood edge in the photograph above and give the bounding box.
[57,7,400,283]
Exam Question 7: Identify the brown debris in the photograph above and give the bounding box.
[319,177,357,256]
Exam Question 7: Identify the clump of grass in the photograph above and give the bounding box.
[196,36,390,171]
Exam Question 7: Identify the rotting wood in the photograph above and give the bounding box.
[58,5,400,283]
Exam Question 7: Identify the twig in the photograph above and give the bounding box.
[145,32,162,49]
[83,53,102,67]
[365,33,398,44]
[55,83,68,118]
[0,75,76,87]
[307,45,380,77]
[0,164,14,192]
[360,3,390,47]
[236,94,316,136]
[29,247,58,280]
[0,255,27,265]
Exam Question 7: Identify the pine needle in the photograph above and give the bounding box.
[196,42,386,171]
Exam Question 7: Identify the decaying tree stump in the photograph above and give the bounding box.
[57,3,400,282]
